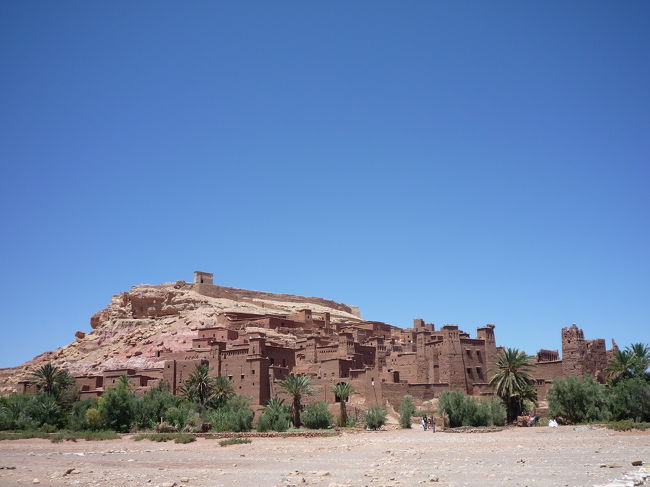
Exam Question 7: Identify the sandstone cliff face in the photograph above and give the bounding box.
[0,281,361,394]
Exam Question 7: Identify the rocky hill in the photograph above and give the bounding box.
[0,278,362,394]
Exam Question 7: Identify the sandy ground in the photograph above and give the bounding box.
[0,426,648,487]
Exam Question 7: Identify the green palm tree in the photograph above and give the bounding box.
[628,343,650,377]
[607,343,650,383]
[606,349,636,383]
[264,396,290,416]
[118,375,131,389]
[331,382,355,426]
[179,364,218,410]
[489,348,535,422]
[31,363,73,397]
[209,375,235,409]
[279,374,314,428]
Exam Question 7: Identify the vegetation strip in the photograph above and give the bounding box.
[1,343,648,439]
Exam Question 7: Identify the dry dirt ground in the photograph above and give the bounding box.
[0,426,648,487]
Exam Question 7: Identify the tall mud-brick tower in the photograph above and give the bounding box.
[439,325,467,392]
[561,324,586,376]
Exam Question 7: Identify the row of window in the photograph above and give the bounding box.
[465,349,483,361]
[466,367,484,380]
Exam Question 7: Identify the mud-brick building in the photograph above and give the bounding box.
[73,311,505,409]
[13,271,617,409]
[531,324,614,398]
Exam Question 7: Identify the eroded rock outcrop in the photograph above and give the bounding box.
[0,279,361,394]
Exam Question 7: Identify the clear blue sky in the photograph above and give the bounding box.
[1,2,648,369]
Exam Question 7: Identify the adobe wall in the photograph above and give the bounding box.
[533,360,563,382]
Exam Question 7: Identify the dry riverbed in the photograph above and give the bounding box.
[0,426,648,487]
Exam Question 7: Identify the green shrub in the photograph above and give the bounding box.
[40,423,58,433]
[133,382,183,430]
[132,432,195,443]
[0,431,50,440]
[438,391,505,427]
[173,433,196,444]
[50,431,78,443]
[82,430,120,441]
[256,397,292,432]
[344,414,357,427]
[26,393,62,428]
[608,377,650,422]
[470,399,506,427]
[68,397,98,431]
[301,402,333,429]
[49,430,120,443]
[0,394,36,430]
[133,433,171,442]
[607,420,650,432]
[399,395,416,429]
[219,437,251,447]
[470,401,491,427]
[85,408,104,431]
[164,403,200,432]
[547,375,609,424]
[485,399,506,426]
[206,396,254,432]
[439,390,473,427]
[99,381,136,432]
[364,406,387,430]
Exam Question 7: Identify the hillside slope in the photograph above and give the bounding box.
[0,279,362,394]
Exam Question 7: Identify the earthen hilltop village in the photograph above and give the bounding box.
[1,271,619,410]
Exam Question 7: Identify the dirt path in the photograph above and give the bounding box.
[0,426,648,487]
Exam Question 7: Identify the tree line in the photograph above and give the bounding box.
[0,364,386,434]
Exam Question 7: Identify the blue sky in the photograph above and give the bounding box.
[1,1,648,368]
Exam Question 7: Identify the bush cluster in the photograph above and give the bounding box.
[606,420,650,432]
[438,390,506,427]
[133,432,196,443]
[256,398,292,432]
[301,401,333,429]
[219,437,252,447]
[205,395,254,433]
[399,395,416,429]
[364,406,387,430]
[547,375,650,424]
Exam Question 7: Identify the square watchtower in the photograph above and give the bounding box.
[193,271,214,285]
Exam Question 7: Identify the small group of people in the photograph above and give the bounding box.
[420,416,436,432]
